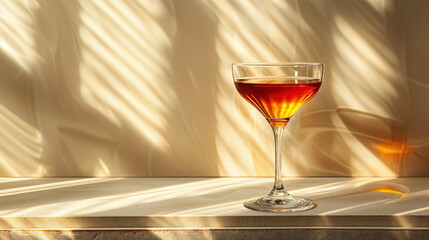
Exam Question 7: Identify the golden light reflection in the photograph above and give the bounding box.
[376,142,410,157]
[369,186,406,195]
[319,180,410,215]
[332,114,397,176]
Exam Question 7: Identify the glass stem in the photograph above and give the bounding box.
[270,123,289,197]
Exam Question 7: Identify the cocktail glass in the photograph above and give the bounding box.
[232,62,323,212]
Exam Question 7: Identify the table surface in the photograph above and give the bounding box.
[0,177,428,229]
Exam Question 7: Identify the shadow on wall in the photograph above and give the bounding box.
[282,0,429,177]
[0,0,220,177]
[0,0,427,177]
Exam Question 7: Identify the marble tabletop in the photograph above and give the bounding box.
[0,177,427,229]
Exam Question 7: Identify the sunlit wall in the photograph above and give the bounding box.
[0,0,427,177]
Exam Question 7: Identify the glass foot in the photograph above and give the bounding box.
[243,195,316,212]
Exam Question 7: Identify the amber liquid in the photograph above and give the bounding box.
[235,77,321,126]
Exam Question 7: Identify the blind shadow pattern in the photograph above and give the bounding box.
[0,0,427,177]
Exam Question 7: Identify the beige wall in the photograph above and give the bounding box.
[0,0,427,177]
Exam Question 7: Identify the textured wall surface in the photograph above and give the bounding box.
[0,0,427,177]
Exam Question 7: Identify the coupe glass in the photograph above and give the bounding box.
[232,62,324,212]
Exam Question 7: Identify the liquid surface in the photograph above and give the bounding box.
[235,77,321,125]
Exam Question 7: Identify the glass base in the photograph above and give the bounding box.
[243,195,316,212]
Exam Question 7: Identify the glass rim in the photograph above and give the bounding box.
[232,62,323,67]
